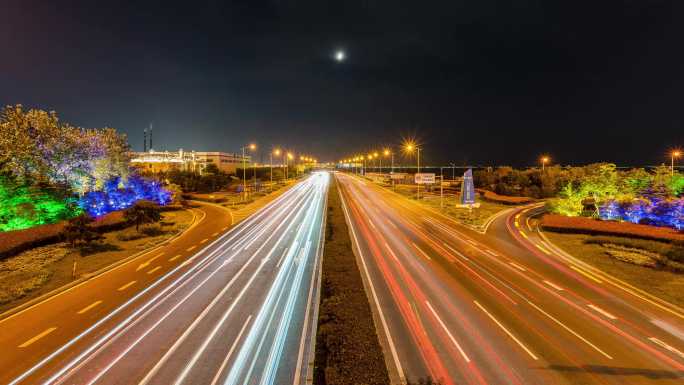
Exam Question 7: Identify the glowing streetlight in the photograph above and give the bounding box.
[241,143,256,200]
[271,148,281,189]
[540,155,550,172]
[671,149,682,176]
[403,140,422,199]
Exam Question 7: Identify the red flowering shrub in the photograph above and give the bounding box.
[478,189,535,205]
[541,214,684,242]
[0,211,127,259]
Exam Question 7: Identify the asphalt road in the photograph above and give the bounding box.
[336,172,684,385]
[1,173,329,385]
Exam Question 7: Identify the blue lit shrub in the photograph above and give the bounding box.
[78,177,171,217]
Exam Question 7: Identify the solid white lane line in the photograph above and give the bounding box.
[19,327,57,348]
[587,304,617,320]
[117,281,136,291]
[412,243,432,260]
[648,337,684,359]
[528,301,613,359]
[543,280,564,291]
[77,301,103,315]
[425,301,470,362]
[570,265,603,284]
[473,300,538,360]
[509,262,527,272]
[339,191,406,382]
[209,316,253,385]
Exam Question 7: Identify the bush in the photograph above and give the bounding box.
[124,200,162,232]
[0,211,127,260]
[584,236,684,263]
[541,214,684,242]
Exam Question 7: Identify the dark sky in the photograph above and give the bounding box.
[2,1,683,166]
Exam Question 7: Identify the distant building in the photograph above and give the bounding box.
[131,149,251,174]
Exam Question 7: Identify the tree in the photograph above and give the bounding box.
[123,200,162,232]
[62,214,103,247]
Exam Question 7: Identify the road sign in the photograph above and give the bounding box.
[390,172,407,180]
[415,173,435,184]
[460,168,476,204]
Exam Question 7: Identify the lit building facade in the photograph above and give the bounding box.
[131,149,251,174]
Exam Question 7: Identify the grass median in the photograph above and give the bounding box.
[314,178,390,385]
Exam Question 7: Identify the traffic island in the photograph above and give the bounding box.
[314,178,390,385]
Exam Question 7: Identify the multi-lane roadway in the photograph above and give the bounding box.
[336,172,684,385]
[1,173,329,385]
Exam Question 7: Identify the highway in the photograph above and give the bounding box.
[1,172,329,385]
[336,172,684,385]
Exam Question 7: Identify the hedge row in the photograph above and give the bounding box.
[0,212,127,259]
[314,178,390,385]
[477,189,534,205]
[541,214,684,242]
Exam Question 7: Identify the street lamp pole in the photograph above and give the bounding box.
[671,150,681,176]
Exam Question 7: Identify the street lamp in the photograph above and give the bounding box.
[403,140,421,199]
[540,155,550,172]
[286,152,293,180]
[241,143,256,200]
[271,148,281,190]
[671,150,682,176]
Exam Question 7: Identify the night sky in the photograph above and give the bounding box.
[2,1,683,167]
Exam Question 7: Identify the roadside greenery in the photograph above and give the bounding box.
[0,105,171,231]
[476,163,683,230]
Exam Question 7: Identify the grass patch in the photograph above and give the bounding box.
[391,185,511,227]
[544,232,684,308]
[314,178,390,385]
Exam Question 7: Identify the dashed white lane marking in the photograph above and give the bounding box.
[473,300,538,360]
[425,301,470,362]
[147,266,162,275]
[649,337,684,359]
[509,262,527,272]
[588,304,617,320]
[543,280,564,291]
[412,243,432,260]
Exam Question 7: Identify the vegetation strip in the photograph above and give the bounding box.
[313,178,390,385]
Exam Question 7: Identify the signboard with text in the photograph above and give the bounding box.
[415,173,436,184]
[460,168,476,205]
[390,172,408,180]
